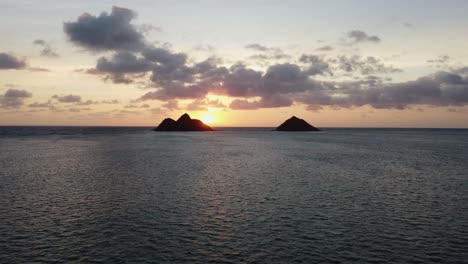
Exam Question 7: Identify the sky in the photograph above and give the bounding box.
[1,0,468,127]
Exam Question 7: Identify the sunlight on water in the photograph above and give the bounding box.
[0,128,467,263]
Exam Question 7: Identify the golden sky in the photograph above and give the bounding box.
[1,1,468,127]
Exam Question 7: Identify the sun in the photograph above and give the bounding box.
[200,115,214,124]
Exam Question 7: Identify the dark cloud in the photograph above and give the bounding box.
[335,55,401,75]
[52,94,82,103]
[101,99,120,104]
[144,59,468,111]
[245,44,291,65]
[4,89,32,98]
[142,47,187,69]
[0,53,26,70]
[296,71,468,110]
[346,30,381,44]
[28,67,50,72]
[33,39,59,57]
[138,54,401,110]
[75,100,97,106]
[64,6,145,52]
[28,101,54,109]
[316,45,333,52]
[245,43,269,52]
[92,51,152,82]
[299,55,332,76]
[0,89,32,108]
[87,47,189,84]
[68,7,468,112]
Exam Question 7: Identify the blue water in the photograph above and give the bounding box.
[0,127,467,263]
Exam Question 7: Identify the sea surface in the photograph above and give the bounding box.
[0,127,467,263]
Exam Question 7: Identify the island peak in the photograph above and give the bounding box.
[276,116,320,131]
[154,113,214,131]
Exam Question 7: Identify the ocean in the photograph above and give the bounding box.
[0,127,467,263]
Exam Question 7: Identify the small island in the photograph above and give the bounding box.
[276,116,320,131]
[154,113,214,131]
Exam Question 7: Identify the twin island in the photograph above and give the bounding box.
[154,113,320,132]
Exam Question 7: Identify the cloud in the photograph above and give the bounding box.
[75,99,120,105]
[88,51,152,83]
[101,99,120,104]
[145,59,468,110]
[230,94,293,110]
[138,24,162,35]
[66,7,468,112]
[52,94,82,103]
[142,47,187,69]
[96,51,152,73]
[299,55,332,75]
[28,102,52,108]
[0,89,32,108]
[316,45,333,52]
[403,22,413,27]
[162,99,179,110]
[245,43,291,65]
[346,30,381,44]
[335,55,401,75]
[64,6,146,52]
[68,107,91,113]
[124,103,150,108]
[185,98,226,111]
[427,55,451,68]
[28,67,50,72]
[193,44,215,52]
[33,39,59,57]
[245,43,269,52]
[296,71,468,110]
[86,46,189,84]
[27,97,120,111]
[0,53,26,69]
[1,52,50,72]
[4,89,32,98]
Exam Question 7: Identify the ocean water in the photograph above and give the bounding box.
[0,127,467,263]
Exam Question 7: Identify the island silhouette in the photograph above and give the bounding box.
[154,114,319,132]
[275,116,320,131]
[154,113,214,131]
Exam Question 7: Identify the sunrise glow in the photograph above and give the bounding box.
[200,114,214,125]
[0,1,467,127]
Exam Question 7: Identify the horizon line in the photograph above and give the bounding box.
[0,125,467,129]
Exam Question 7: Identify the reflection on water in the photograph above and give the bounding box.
[0,128,467,263]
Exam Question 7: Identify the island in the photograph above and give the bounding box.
[154,113,214,131]
[276,116,320,131]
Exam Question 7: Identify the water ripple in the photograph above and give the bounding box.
[0,129,467,263]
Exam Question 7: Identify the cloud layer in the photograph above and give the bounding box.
[65,7,468,112]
